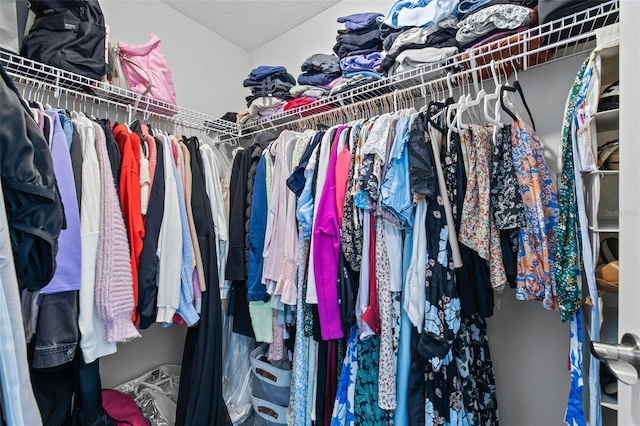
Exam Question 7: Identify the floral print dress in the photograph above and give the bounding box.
[458,125,507,290]
[511,119,560,310]
[453,316,499,426]
[415,116,467,426]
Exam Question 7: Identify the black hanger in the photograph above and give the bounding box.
[500,80,536,131]
[426,97,455,133]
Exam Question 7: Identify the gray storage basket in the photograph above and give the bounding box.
[249,344,291,425]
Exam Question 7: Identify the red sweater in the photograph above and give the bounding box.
[112,125,145,321]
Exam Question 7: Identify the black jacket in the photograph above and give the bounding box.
[137,137,165,329]
[0,64,64,290]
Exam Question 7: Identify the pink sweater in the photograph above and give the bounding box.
[313,126,348,340]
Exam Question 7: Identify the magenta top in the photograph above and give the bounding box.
[313,126,348,340]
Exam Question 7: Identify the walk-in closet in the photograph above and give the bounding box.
[0,1,638,425]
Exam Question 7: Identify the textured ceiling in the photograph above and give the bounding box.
[161,0,341,51]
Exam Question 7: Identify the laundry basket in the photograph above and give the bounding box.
[114,364,181,426]
[249,345,291,426]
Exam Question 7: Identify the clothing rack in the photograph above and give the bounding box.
[230,0,618,141]
[0,48,240,138]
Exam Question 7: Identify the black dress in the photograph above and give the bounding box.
[176,137,231,426]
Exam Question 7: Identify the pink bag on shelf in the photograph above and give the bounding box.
[117,34,177,105]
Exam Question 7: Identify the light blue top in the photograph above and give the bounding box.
[169,148,199,327]
[383,0,460,28]
[380,115,414,229]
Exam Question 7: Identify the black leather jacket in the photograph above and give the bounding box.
[0,64,64,290]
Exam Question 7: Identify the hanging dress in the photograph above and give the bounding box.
[510,119,560,310]
[414,116,466,426]
[176,138,231,426]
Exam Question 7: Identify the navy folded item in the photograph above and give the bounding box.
[380,25,410,51]
[298,71,341,86]
[249,65,287,81]
[334,42,383,59]
[335,28,382,45]
[243,73,296,87]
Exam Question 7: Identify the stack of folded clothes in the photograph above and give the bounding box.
[455,1,538,51]
[297,53,342,90]
[286,54,340,112]
[240,65,296,123]
[331,12,385,96]
[380,0,464,76]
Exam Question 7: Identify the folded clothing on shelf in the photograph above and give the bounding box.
[383,0,460,29]
[248,65,287,82]
[301,53,341,75]
[289,84,330,98]
[329,74,387,97]
[246,97,286,119]
[244,67,296,105]
[389,45,459,76]
[340,52,383,73]
[337,12,384,31]
[298,71,342,87]
[461,25,529,51]
[455,4,536,47]
[283,96,317,111]
[334,16,383,60]
[381,26,459,73]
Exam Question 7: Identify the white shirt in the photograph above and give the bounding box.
[78,119,117,362]
[200,144,230,299]
[156,136,183,324]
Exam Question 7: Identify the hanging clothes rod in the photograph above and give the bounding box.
[0,48,239,137]
[232,0,618,139]
[11,73,227,135]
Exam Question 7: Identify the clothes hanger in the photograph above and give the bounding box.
[446,73,467,144]
[458,71,487,129]
[499,57,536,130]
[484,60,503,127]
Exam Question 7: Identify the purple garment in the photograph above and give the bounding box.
[298,71,342,86]
[318,77,342,90]
[337,12,384,31]
[340,52,383,72]
[249,65,287,81]
[40,111,81,295]
[313,126,348,340]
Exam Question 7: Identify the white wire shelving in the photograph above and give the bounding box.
[233,0,619,140]
[0,48,239,137]
[0,0,618,140]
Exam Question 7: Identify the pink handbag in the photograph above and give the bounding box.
[117,34,177,105]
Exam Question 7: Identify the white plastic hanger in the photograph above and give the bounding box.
[459,73,487,130]
[484,60,504,127]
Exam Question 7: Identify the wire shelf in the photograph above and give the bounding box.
[1,0,618,140]
[235,0,619,139]
[0,48,239,136]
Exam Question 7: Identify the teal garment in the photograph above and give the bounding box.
[354,336,389,424]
